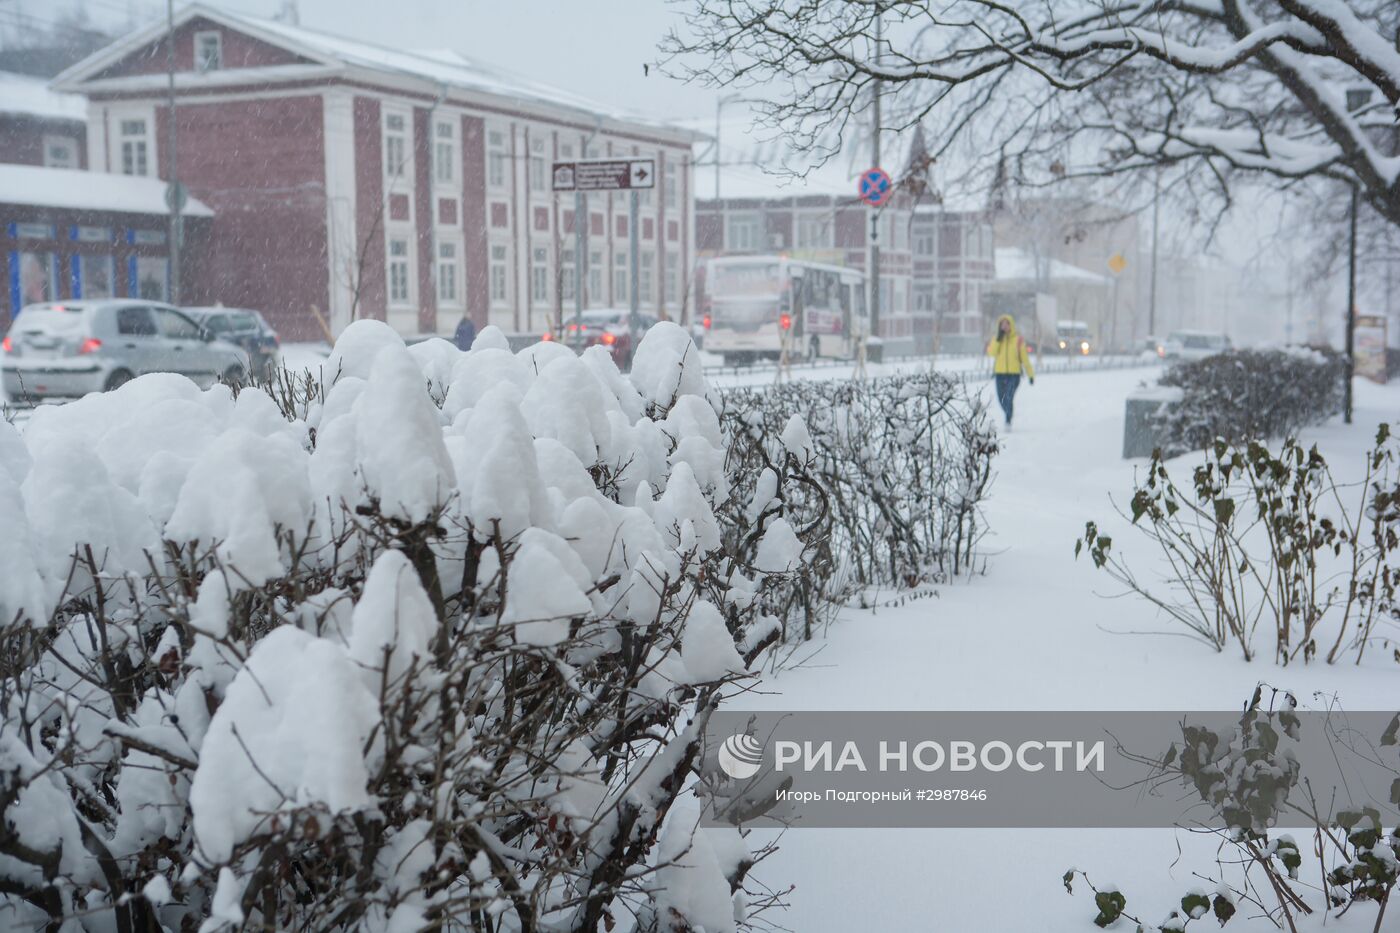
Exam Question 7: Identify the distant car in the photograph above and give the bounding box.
[546,309,657,369]
[1052,321,1093,356]
[1,299,249,401]
[1138,335,1166,359]
[1164,330,1232,363]
[183,306,280,380]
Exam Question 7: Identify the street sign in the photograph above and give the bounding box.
[1108,252,1127,275]
[1355,314,1388,383]
[858,167,893,206]
[552,158,655,192]
[164,181,188,213]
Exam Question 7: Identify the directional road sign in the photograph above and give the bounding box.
[552,158,656,192]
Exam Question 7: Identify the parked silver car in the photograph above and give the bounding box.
[2,299,249,401]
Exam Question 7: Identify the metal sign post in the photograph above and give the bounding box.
[552,158,655,348]
[629,190,640,337]
[573,190,584,346]
[859,167,892,348]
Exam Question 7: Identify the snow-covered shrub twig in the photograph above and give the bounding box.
[720,371,998,620]
[0,321,798,932]
[1078,425,1400,664]
[1153,348,1346,456]
[1064,688,1399,933]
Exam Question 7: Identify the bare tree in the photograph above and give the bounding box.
[664,1,1400,227]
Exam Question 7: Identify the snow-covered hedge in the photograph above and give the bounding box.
[0,321,798,932]
[720,371,998,614]
[1154,347,1345,454]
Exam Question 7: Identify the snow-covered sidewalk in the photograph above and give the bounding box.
[732,366,1400,931]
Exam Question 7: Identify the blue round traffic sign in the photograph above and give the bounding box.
[859,167,893,206]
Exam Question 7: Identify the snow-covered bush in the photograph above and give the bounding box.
[0,320,792,932]
[1063,691,1399,932]
[1154,347,1346,455]
[1079,425,1400,664]
[720,371,998,626]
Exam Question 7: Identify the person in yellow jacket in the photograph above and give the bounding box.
[986,314,1035,427]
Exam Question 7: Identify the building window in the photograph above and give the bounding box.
[384,112,408,180]
[1346,87,1374,112]
[388,237,411,305]
[434,119,457,185]
[725,212,761,252]
[664,163,678,209]
[639,251,655,304]
[887,212,909,251]
[666,251,681,304]
[136,256,168,300]
[490,243,508,305]
[531,245,549,303]
[487,129,506,188]
[437,241,460,305]
[796,213,831,250]
[194,30,222,71]
[561,248,575,301]
[613,250,628,303]
[559,142,573,159]
[119,119,149,176]
[588,249,602,302]
[42,135,78,169]
[914,233,934,255]
[14,251,55,305]
[78,254,115,299]
[529,136,546,191]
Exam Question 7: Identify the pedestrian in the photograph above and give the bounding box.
[453,313,476,351]
[986,314,1034,428]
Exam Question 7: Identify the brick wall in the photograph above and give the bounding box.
[156,94,329,340]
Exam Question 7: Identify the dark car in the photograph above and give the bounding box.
[548,309,656,369]
[183,307,281,380]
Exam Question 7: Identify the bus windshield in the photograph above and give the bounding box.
[710,262,781,298]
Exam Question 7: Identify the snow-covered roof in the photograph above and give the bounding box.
[0,164,213,217]
[0,71,86,123]
[54,4,696,144]
[994,247,1110,286]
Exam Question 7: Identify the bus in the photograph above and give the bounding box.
[699,255,868,365]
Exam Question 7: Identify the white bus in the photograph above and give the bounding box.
[699,256,868,365]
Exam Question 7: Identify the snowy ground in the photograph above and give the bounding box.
[728,367,1400,932]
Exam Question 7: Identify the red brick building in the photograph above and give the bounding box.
[54,4,698,340]
[695,192,919,350]
[0,71,87,170]
[694,126,994,354]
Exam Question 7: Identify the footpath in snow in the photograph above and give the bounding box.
[733,366,1400,932]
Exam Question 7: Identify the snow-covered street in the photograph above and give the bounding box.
[4,0,1400,929]
[730,366,1400,932]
